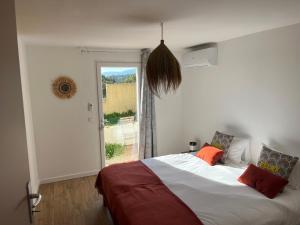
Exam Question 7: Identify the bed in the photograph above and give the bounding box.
[96,153,300,225]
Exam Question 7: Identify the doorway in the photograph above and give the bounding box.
[97,63,140,167]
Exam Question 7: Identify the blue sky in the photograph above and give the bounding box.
[101,67,137,76]
[101,67,135,73]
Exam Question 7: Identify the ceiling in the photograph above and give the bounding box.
[15,0,300,50]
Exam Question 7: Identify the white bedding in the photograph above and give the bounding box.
[142,153,300,225]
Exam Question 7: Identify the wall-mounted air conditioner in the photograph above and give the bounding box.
[183,45,218,68]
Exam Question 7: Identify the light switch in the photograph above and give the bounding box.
[88,102,93,112]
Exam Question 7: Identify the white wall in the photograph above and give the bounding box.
[156,88,184,155]
[182,23,300,162]
[25,46,183,182]
[18,39,40,193]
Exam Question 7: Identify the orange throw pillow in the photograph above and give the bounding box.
[195,146,224,165]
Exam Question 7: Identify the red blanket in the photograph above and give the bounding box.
[95,161,203,225]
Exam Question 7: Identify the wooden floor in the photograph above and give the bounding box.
[34,176,113,225]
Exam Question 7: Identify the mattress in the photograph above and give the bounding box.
[142,153,300,225]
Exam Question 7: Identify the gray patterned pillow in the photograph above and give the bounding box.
[257,145,299,180]
[211,131,234,163]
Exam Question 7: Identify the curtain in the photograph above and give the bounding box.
[139,49,157,159]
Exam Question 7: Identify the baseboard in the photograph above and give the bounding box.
[39,170,100,184]
[36,180,40,193]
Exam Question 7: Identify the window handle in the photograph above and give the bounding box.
[100,118,105,129]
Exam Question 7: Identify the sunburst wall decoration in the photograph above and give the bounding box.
[52,76,77,99]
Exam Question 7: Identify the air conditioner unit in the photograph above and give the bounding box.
[183,46,218,68]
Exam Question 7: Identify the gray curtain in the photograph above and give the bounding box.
[139,49,157,159]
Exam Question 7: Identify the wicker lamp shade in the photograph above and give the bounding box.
[146,23,181,96]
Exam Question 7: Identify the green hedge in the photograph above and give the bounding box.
[105,143,124,159]
[104,110,136,126]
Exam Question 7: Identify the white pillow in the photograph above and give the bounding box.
[289,162,300,189]
[226,137,250,164]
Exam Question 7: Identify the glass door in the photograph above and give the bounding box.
[97,63,139,167]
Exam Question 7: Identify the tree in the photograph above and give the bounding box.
[124,74,136,83]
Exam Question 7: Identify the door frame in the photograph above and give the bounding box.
[96,62,141,168]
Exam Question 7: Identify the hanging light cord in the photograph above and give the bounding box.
[160,22,164,41]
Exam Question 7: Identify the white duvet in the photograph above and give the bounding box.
[142,153,300,225]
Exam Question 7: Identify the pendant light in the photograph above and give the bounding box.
[146,22,181,96]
